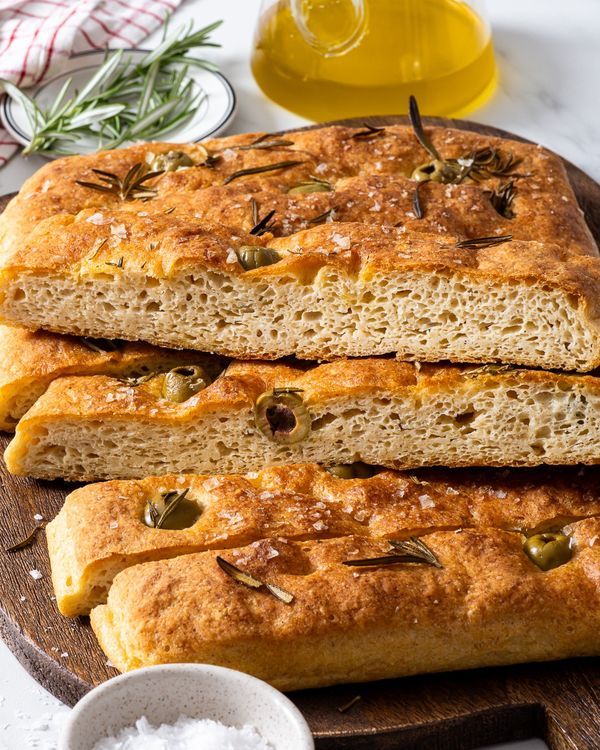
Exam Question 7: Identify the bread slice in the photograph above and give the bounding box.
[1,124,598,369]
[0,324,214,431]
[7,359,600,481]
[48,463,600,617]
[2,216,600,369]
[90,507,600,685]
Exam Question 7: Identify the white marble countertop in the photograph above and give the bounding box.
[0,0,598,746]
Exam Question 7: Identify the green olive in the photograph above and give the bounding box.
[326,462,377,479]
[143,489,202,530]
[162,365,208,403]
[287,181,332,194]
[150,150,195,173]
[254,389,311,444]
[411,159,461,184]
[236,245,281,270]
[523,532,572,571]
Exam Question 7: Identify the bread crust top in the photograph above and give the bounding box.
[0,124,597,300]
[53,462,600,565]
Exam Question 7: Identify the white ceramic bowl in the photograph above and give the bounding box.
[60,664,314,750]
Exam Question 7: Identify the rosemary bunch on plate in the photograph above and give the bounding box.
[0,19,222,156]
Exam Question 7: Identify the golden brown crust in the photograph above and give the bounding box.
[1,124,593,255]
[90,517,600,685]
[0,324,214,430]
[48,463,600,616]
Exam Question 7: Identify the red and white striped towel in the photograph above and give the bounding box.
[0,0,183,167]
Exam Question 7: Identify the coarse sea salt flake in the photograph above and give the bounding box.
[226,248,239,264]
[110,223,127,238]
[29,569,43,580]
[33,513,43,521]
[86,212,106,225]
[332,232,351,249]
[418,494,435,509]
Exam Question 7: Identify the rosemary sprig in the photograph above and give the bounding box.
[106,256,125,268]
[5,524,45,552]
[488,181,517,218]
[146,489,190,529]
[0,20,222,156]
[249,198,276,236]
[343,536,442,568]
[76,163,164,201]
[408,96,522,184]
[388,537,442,567]
[216,556,294,604]
[351,123,386,140]
[223,160,303,185]
[455,234,513,250]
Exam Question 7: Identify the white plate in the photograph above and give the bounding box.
[1,49,236,155]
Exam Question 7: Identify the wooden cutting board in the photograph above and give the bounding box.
[0,116,599,750]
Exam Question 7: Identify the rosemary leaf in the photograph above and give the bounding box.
[408,95,441,160]
[338,696,361,714]
[223,160,303,185]
[351,123,386,140]
[238,135,295,151]
[455,234,513,250]
[216,556,294,604]
[308,206,337,225]
[5,525,45,552]
[412,182,424,219]
[250,205,277,236]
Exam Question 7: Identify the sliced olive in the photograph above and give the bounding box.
[236,245,281,270]
[411,159,461,184]
[326,462,377,479]
[143,489,202,530]
[162,365,208,403]
[288,181,332,195]
[523,532,572,571]
[254,389,311,444]
[150,150,195,173]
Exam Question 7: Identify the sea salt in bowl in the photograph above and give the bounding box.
[59,664,314,750]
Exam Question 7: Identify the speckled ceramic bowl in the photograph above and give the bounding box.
[60,664,314,750]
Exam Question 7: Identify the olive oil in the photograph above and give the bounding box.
[251,0,496,120]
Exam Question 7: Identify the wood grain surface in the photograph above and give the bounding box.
[0,115,599,749]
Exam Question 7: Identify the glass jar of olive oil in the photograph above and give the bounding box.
[251,0,496,120]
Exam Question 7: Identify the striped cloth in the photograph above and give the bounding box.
[0,0,182,167]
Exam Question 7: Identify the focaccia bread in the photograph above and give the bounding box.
[48,463,600,617]
[0,324,213,431]
[1,124,598,370]
[89,490,600,685]
[6,358,600,481]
